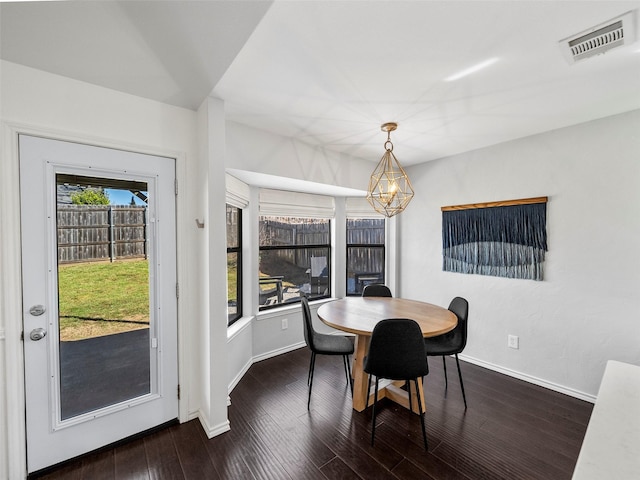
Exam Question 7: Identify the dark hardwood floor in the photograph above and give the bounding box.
[35,347,593,479]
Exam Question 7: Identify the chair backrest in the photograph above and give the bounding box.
[362,284,392,297]
[447,296,469,353]
[364,319,429,380]
[301,296,317,351]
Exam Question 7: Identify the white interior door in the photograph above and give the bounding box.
[20,135,178,473]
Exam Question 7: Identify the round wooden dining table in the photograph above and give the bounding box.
[317,297,457,412]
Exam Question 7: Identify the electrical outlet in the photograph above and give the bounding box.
[281,318,288,330]
[508,334,519,349]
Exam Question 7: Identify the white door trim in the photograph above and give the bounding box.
[1,121,190,479]
[1,123,28,480]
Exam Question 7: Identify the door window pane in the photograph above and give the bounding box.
[56,175,151,420]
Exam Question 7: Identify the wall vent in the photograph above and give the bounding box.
[559,11,636,64]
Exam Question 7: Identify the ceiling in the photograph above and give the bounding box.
[2,1,640,168]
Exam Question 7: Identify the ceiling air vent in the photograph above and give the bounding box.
[559,11,636,64]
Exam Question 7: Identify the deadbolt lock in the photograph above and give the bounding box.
[29,305,46,316]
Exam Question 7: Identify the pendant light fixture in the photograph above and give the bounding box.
[366,122,414,217]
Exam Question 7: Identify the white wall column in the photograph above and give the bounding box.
[247,187,260,318]
[196,96,231,437]
[386,215,399,297]
[333,197,347,298]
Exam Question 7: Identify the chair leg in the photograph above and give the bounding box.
[442,355,448,393]
[343,355,353,393]
[455,354,467,409]
[307,352,315,386]
[415,378,428,450]
[371,377,380,446]
[307,352,316,409]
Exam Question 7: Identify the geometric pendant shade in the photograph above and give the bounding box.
[366,122,414,217]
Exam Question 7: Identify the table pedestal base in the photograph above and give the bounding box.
[352,335,425,414]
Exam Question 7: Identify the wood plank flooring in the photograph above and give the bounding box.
[34,347,593,479]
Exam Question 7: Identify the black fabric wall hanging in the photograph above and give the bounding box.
[441,197,548,281]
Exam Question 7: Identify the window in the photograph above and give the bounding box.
[227,204,242,325]
[346,218,385,296]
[259,216,331,310]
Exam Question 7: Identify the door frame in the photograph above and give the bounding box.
[1,122,189,478]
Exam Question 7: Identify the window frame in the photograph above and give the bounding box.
[226,204,242,326]
[346,217,386,297]
[258,215,332,311]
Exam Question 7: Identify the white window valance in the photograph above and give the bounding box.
[226,173,250,208]
[345,197,384,219]
[259,189,335,219]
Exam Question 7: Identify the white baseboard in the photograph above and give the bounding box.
[459,354,596,404]
[187,409,200,422]
[252,341,306,363]
[228,357,253,394]
[197,409,231,439]
[240,343,596,405]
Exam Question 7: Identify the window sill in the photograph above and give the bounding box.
[256,297,336,321]
[227,316,253,341]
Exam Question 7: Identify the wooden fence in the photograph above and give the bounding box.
[57,205,147,264]
[260,218,385,273]
[260,219,330,268]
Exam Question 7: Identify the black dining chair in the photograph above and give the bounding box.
[364,318,429,450]
[362,284,392,297]
[424,296,469,408]
[301,296,354,409]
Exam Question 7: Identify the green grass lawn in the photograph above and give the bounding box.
[227,254,237,301]
[58,260,150,340]
[60,258,240,340]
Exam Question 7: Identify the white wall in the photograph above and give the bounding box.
[227,121,374,191]
[399,109,640,400]
[225,187,259,396]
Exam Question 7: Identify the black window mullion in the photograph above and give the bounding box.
[227,205,242,326]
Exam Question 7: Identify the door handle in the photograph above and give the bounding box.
[30,328,47,341]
